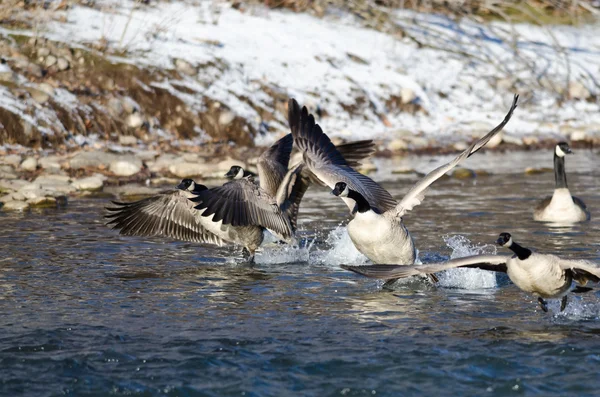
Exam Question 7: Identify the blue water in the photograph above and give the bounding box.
[1,151,600,396]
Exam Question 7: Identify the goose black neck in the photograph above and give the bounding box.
[554,152,568,189]
[508,242,532,260]
[347,189,371,213]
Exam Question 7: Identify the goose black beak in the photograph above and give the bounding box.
[176,181,188,190]
[225,170,236,178]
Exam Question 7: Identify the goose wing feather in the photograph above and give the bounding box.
[257,133,293,196]
[276,162,311,232]
[395,94,519,217]
[191,179,293,238]
[341,255,509,279]
[560,259,600,284]
[105,190,225,245]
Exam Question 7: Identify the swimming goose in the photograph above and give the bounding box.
[341,232,600,312]
[290,95,518,269]
[533,142,590,223]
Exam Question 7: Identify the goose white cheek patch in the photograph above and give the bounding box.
[555,145,566,157]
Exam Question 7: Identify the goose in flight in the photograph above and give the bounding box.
[290,95,519,273]
[341,232,600,312]
[533,142,590,223]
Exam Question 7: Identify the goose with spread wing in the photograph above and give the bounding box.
[533,142,590,223]
[290,95,519,272]
[342,232,600,312]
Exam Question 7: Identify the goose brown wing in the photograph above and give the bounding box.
[257,133,293,196]
[105,190,225,245]
[561,259,600,285]
[191,179,293,239]
[276,162,311,232]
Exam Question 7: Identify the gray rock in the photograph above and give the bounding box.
[104,184,161,197]
[0,194,15,203]
[107,97,124,116]
[0,69,16,84]
[72,175,105,191]
[169,162,210,178]
[37,47,51,57]
[217,158,245,172]
[20,157,38,171]
[0,179,30,192]
[0,171,18,180]
[39,156,62,171]
[38,83,55,96]
[57,57,70,71]
[45,55,58,68]
[135,150,158,162]
[1,154,22,167]
[69,151,118,170]
[126,113,144,129]
[27,88,50,104]
[32,175,76,194]
[218,111,235,126]
[118,135,137,146]
[149,153,184,173]
[121,97,139,114]
[109,157,143,176]
[387,139,408,151]
[2,200,30,212]
[174,58,197,76]
[28,196,57,208]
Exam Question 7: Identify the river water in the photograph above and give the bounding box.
[1,150,599,396]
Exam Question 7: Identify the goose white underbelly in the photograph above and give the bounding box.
[347,211,415,264]
[506,255,571,298]
[534,188,588,223]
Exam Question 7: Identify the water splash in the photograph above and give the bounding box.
[551,294,600,320]
[255,241,313,265]
[435,235,499,290]
[309,225,369,268]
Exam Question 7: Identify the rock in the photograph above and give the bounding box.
[388,139,408,152]
[174,58,197,76]
[0,179,30,192]
[453,141,468,151]
[502,134,524,146]
[126,113,144,129]
[72,175,104,191]
[20,157,38,171]
[28,196,57,208]
[69,151,118,170]
[391,167,415,174]
[358,160,377,175]
[118,135,137,146]
[182,153,201,162]
[38,82,55,96]
[452,168,476,179]
[568,81,591,100]
[39,156,62,171]
[37,47,51,57]
[57,57,70,71]
[27,88,50,104]
[33,175,76,194]
[169,162,210,178]
[217,158,245,172]
[150,177,180,186]
[104,184,161,198]
[149,153,184,173]
[569,129,588,141]
[486,131,503,148]
[0,194,15,203]
[135,150,159,162]
[1,154,22,167]
[0,68,16,84]
[525,167,553,175]
[522,136,539,146]
[0,171,18,180]
[45,55,58,68]
[400,87,416,104]
[109,157,143,176]
[122,97,139,114]
[25,62,43,77]
[2,200,29,211]
[218,111,235,126]
[107,97,124,116]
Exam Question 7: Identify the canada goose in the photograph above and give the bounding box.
[533,142,590,223]
[289,95,518,273]
[341,232,600,312]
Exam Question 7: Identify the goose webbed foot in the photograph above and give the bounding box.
[538,297,549,312]
[560,295,568,312]
[242,247,256,264]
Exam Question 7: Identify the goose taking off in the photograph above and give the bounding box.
[342,232,600,312]
[533,142,590,223]
[289,95,519,273]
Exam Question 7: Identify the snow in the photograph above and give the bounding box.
[3,1,600,146]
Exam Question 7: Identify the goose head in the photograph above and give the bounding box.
[331,182,350,197]
[177,178,207,193]
[496,232,513,247]
[555,142,573,158]
[225,165,245,179]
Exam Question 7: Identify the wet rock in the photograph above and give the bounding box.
[118,135,137,146]
[452,168,476,179]
[45,55,58,68]
[2,200,29,212]
[28,196,57,208]
[109,157,143,176]
[568,81,591,100]
[69,151,118,170]
[525,167,553,175]
[20,157,38,171]
[57,57,70,71]
[126,113,144,129]
[1,154,22,167]
[387,139,408,152]
[169,162,210,178]
[72,175,105,191]
[104,184,160,198]
[175,58,197,76]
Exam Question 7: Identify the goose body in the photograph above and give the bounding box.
[342,233,600,312]
[533,142,590,223]
[289,95,519,268]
